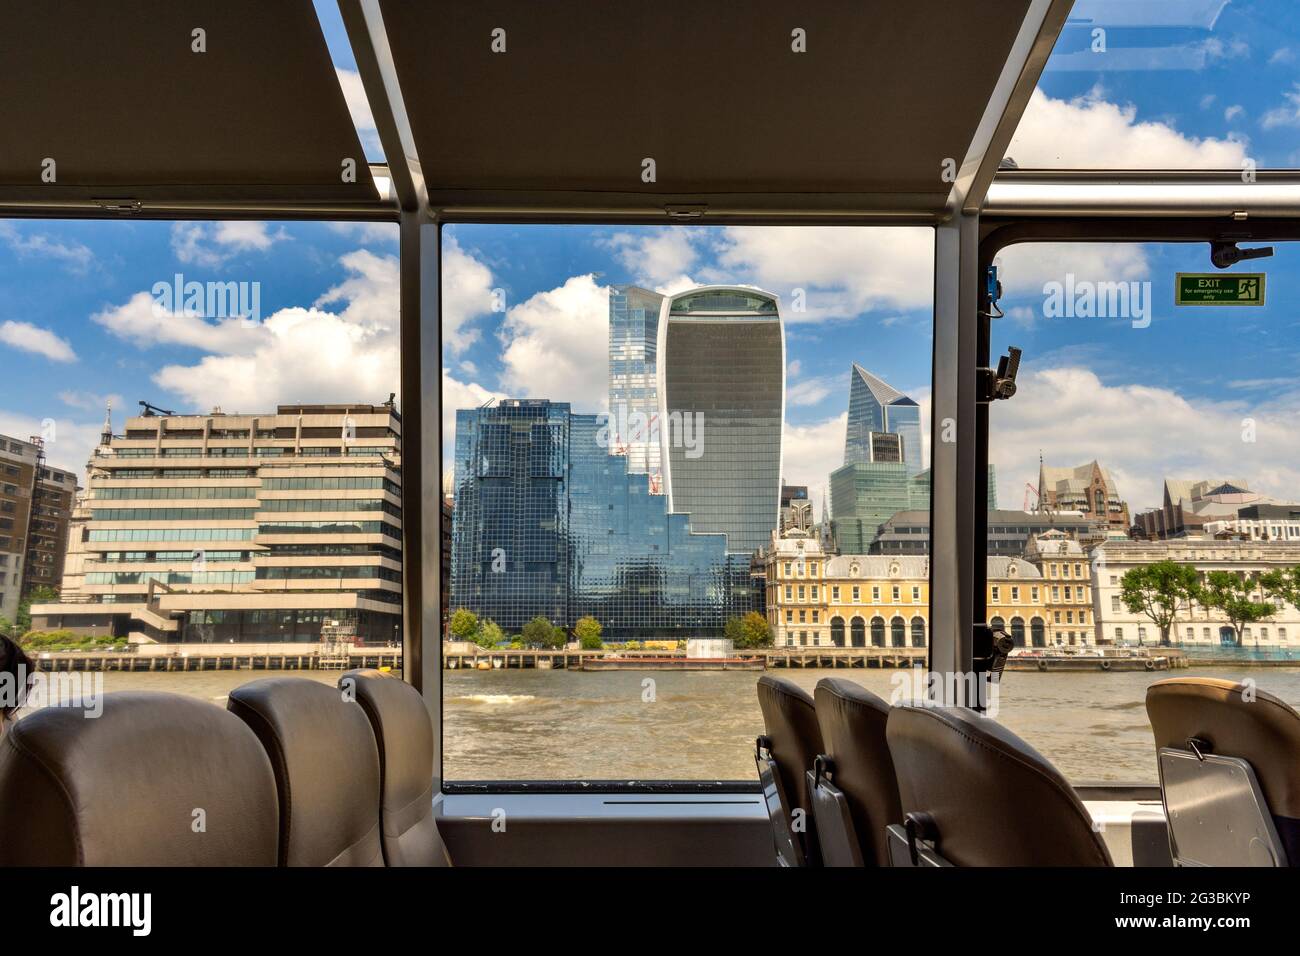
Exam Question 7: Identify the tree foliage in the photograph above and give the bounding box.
[1119,561,1200,646]
[725,611,773,649]
[449,608,480,641]
[1199,571,1276,646]
[574,616,603,649]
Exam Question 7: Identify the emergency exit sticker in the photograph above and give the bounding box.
[1176,273,1265,305]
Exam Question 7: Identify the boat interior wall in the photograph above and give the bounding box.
[0,692,279,866]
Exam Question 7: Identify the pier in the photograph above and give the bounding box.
[444,647,931,670]
[32,648,403,673]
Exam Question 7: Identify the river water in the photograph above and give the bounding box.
[46,666,1300,784]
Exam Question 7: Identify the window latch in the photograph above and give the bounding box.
[978,346,1021,403]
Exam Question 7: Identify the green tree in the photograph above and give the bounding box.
[574,616,603,649]
[475,619,505,649]
[1119,561,1200,646]
[522,616,563,648]
[0,615,13,639]
[1261,566,1300,609]
[725,611,774,649]
[1199,571,1276,647]
[449,608,480,641]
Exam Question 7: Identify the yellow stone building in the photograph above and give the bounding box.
[1024,530,1093,646]
[755,530,1048,648]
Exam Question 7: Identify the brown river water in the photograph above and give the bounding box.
[40,666,1300,784]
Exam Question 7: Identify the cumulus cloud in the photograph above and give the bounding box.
[709,226,934,322]
[0,408,100,479]
[782,413,847,519]
[440,235,498,354]
[0,320,77,362]
[989,367,1300,515]
[170,221,290,268]
[58,390,122,413]
[498,273,611,413]
[0,222,94,273]
[601,229,700,289]
[994,242,1152,304]
[1262,84,1300,129]
[1008,88,1249,167]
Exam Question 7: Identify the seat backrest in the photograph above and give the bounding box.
[228,677,383,867]
[886,702,1111,866]
[340,668,446,866]
[756,675,824,865]
[1146,676,1300,866]
[813,678,901,866]
[0,691,278,866]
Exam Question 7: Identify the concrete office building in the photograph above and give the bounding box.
[870,503,1101,557]
[658,286,784,556]
[30,403,403,644]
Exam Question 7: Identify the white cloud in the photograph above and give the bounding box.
[787,373,836,407]
[1224,104,1244,122]
[0,320,77,362]
[1261,84,1300,129]
[709,226,934,322]
[601,229,700,288]
[441,371,507,458]
[93,291,265,354]
[1009,88,1249,167]
[1269,48,1295,65]
[989,367,1300,515]
[329,222,399,244]
[170,221,289,268]
[781,413,847,519]
[994,242,1151,301]
[497,274,611,413]
[0,222,94,273]
[439,236,497,354]
[335,68,381,157]
[58,390,122,413]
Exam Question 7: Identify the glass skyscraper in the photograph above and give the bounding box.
[451,398,758,638]
[658,287,784,556]
[843,364,924,475]
[607,285,665,479]
[829,462,931,554]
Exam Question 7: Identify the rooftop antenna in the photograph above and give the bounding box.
[138,400,175,417]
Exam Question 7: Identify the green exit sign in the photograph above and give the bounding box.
[1176,273,1266,306]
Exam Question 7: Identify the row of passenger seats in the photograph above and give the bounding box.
[0,670,447,866]
[756,674,1300,867]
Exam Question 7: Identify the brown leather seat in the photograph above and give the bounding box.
[813,678,902,866]
[886,703,1111,866]
[340,669,447,866]
[0,691,278,866]
[756,675,824,865]
[228,677,383,867]
[1146,676,1300,865]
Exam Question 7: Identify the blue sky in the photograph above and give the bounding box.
[1,0,1298,522]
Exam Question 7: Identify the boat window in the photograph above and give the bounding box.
[1012,0,1299,170]
[0,217,402,705]
[987,238,1300,782]
[440,223,933,784]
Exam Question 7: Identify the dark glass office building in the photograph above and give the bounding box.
[843,365,924,476]
[451,399,758,638]
[658,287,784,556]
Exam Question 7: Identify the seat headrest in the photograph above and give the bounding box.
[886,703,1111,866]
[756,676,824,818]
[340,669,444,866]
[0,691,278,866]
[813,678,900,866]
[1146,677,1300,825]
[228,678,382,867]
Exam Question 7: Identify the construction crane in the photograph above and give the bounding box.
[1023,482,1039,513]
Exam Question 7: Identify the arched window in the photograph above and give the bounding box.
[1094,488,1105,514]
[990,616,1005,633]
[1010,616,1026,647]
[830,616,845,647]
[850,616,866,647]
[910,616,926,647]
[1031,617,1046,648]
[870,616,885,647]
[891,617,906,647]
